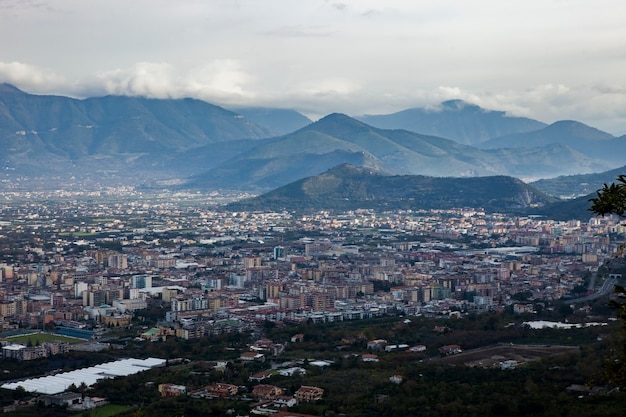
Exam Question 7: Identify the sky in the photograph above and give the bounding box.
[1,0,626,135]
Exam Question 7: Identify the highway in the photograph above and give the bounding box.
[568,276,618,304]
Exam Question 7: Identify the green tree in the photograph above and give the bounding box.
[589,175,626,388]
[12,386,27,401]
[589,174,626,217]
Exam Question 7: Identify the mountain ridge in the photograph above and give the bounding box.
[1,84,624,194]
[358,100,548,145]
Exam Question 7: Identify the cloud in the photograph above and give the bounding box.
[2,57,626,135]
[0,0,48,12]
[327,1,347,11]
[418,84,626,135]
[264,24,336,38]
[94,60,254,104]
[0,61,68,92]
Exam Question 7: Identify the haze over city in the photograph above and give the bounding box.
[1,0,626,134]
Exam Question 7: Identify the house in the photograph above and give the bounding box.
[271,396,297,408]
[158,383,187,397]
[251,339,285,356]
[367,339,387,351]
[290,333,304,343]
[82,397,108,409]
[240,351,265,362]
[41,392,82,407]
[252,384,284,400]
[278,367,305,377]
[439,344,462,355]
[294,385,324,403]
[362,353,379,362]
[513,303,534,314]
[206,383,239,397]
[249,370,272,382]
[389,375,403,384]
[409,344,427,352]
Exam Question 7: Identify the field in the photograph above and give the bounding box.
[3,332,86,345]
[58,232,97,237]
[436,343,579,367]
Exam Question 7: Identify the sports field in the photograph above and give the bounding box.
[3,332,86,345]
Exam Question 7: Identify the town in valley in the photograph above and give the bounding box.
[0,188,624,416]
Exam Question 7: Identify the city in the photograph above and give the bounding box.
[1,189,625,415]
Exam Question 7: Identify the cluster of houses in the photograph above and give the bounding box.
[159,381,323,413]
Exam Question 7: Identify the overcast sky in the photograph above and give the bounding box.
[1,0,625,134]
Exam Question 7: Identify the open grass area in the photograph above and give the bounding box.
[71,404,134,417]
[58,232,98,237]
[3,332,86,345]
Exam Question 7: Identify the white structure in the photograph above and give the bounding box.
[1,357,166,395]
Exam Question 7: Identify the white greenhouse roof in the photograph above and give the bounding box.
[1,357,166,395]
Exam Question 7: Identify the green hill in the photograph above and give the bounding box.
[227,164,557,212]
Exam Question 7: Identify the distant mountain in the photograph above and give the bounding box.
[0,83,273,178]
[0,85,622,194]
[183,113,607,191]
[358,100,546,145]
[530,165,626,198]
[185,149,386,191]
[479,121,626,166]
[227,164,557,212]
[230,107,312,135]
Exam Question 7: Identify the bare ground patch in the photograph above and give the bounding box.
[434,344,579,368]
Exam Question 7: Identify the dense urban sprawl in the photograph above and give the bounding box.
[1,190,624,343]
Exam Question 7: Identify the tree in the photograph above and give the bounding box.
[589,175,626,388]
[589,174,626,217]
[12,386,27,401]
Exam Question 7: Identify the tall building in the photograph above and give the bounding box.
[107,254,128,270]
[132,275,152,289]
[2,265,14,280]
[84,290,107,307]
[74,281,89,298]
[273,246,285,260]
[244,256,262,269]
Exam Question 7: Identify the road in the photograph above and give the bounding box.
[568,276,618,304]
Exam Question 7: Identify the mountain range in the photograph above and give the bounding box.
[184,113,617,191]
[1,83,625,203]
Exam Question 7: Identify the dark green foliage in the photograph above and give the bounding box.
[589,174,626,217]
[602,285,626,389]
[588,176,626,390]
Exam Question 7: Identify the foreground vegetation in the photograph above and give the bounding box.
[1,307,625,417]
